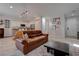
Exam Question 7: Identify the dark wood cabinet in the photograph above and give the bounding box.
[0,28,4,38]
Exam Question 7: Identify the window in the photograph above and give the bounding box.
[5,20,10,28]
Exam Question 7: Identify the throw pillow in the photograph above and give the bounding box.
[23,33,28,40]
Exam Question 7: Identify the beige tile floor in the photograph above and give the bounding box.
[0,37,52,56]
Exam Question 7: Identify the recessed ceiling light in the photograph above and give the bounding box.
[72,13,74,16]
[10,5,13,8]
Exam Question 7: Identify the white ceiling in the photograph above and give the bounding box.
[0,3,79,21]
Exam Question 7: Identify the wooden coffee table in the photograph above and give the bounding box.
[44,41,69,56]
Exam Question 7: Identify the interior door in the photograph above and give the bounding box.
[66,18,77,38]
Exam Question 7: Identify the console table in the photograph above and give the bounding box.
[44,41,69,56]
[0,28,4,38]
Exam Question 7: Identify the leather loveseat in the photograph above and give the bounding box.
[15,30,48,55]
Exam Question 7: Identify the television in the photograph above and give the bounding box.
[20,24,25,27]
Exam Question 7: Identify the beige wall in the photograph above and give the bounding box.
[0,24,4,28]
[42,16,65,39]
[28,17,42,30]
[35,20,41,30]
[10,20,28,28]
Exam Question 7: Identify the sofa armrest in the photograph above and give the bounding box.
[16,39,29,46]
[16,39,24,52]
[16,39,29,52]
[42,34,48,37]
[22,40,29,45]
[42,34,48,42]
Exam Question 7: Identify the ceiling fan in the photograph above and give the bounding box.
[20,10,28,16]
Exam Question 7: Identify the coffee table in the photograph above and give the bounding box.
[44,41,69,56]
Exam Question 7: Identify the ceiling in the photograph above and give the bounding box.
[0,3,79,21]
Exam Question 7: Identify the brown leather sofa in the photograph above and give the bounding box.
[15,30,48,55]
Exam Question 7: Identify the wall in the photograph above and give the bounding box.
[28,17,42,30]
[0,24,4,28]
[64,16,79,38]
[35,20,41,30]
[10,20,29,28]
[42,15,65,39]
[59,15,65,39]
[4,20,28,37]
[77,17,79,32]
[66,17,77,37]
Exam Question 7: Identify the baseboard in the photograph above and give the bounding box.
[4,36,13,38]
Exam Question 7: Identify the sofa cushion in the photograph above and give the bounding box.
[15,31,24,39]
[27,36,46,46]
[23,33,28,40]
[23,30,42,38]
[29,33,43,38]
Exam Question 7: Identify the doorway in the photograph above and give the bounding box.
[65,17,77,38]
